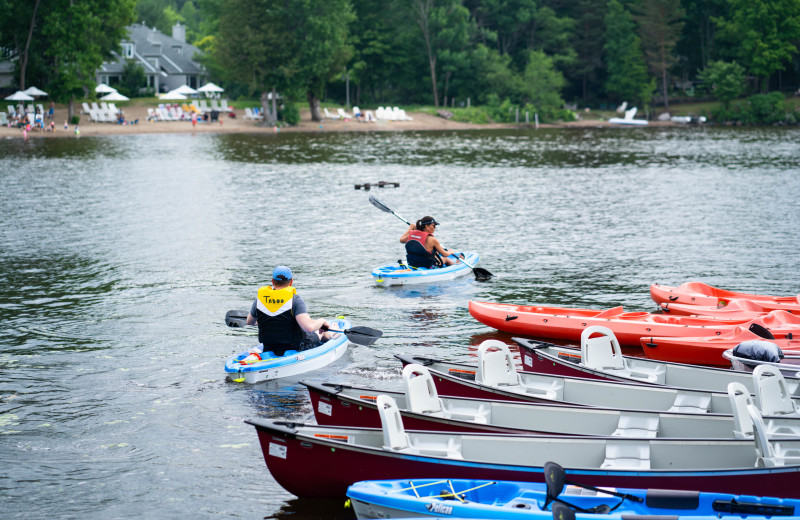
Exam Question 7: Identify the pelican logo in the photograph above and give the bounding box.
[425,502,453,515]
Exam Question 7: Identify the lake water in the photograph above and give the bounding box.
[1,127,799,519]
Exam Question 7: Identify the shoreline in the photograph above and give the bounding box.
[1,105,679,140]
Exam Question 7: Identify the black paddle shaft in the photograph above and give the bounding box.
[224,310,382,346]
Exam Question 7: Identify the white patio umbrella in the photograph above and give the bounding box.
[197,82,224,93]
[95,83,116,94]
[22,86,48,97]
[5,91,34,101]
[159,90,187,100]
[100,91,130,101]
[172,84,197,95]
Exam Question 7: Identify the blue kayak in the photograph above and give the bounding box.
[224,317,351,383]
[347,476,798,519]
[372,251,480,286]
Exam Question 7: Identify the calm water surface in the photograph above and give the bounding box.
[1,127,799,518]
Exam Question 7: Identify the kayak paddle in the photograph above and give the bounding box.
[224,310,383,346]
[369,195,493,281]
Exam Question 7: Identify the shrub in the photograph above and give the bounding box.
[70,115,80,125]
[279,102,300,125]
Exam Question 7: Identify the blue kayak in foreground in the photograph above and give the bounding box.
[347,477,798,519]
[224,317,351,383]
[372,251,480,286]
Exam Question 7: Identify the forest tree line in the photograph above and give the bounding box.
[3,0,800,122]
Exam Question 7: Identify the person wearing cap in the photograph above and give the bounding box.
[245,266,334,356]
[399,216,461,268]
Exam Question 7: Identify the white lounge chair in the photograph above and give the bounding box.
[323,107,339,120]
[364,110,376,122]
[337,108,352,119]
[81,102,91,115]
[199,100,210,112]
[219,99,229,110]
[616,101,628,113]
[7,105,15,116]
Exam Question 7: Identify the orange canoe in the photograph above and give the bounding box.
[640,319,800,366]
[650,282,800,307]
[660,298,800,320]
[467,300,768,347]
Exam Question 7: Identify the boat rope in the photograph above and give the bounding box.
[397,480,497,500]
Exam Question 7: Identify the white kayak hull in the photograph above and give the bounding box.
[224,318,350,383]
[372,251,479,286]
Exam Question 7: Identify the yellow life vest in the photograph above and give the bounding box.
[256,286,296,316]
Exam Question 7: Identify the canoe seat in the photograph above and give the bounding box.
[667,391,711,414]
[377,394,463,459]
[600,440,651,469]
[749,403,800,467]
[520,379,564,401]
[403,363,490,424]
[581,326,625,370]
[612,413,660,438]
[754,365,798,416]
[728,382,756,439]
[477,341,519,387]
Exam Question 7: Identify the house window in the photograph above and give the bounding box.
[147,58,159,69]
[172,45,182,55]
[122,43,134,59]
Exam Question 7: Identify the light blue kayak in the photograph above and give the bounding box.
[347,474,799,519]
[224,317,351,383]
[372,251,480,286]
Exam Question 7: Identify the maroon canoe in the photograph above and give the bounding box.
[246,417,800,500]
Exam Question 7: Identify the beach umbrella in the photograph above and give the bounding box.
[22,86,48,97]
[5,91,34,101]
[198,82,224,93]
[95,83,116,94]
[100,91,130,101]
[159,90,187,100]
[172,84,197,95]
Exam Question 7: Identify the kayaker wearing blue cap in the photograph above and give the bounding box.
[245,266,334,356]
[399,216,460,268]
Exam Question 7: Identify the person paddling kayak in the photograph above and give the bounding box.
[399,216,461,268]
[245,266,335,356]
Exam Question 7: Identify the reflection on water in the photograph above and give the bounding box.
[1,127,799,518]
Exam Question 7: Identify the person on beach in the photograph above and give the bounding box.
[399,216,461,268]
[245,266,335,357]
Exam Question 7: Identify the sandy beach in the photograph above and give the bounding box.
[1,104,676,139]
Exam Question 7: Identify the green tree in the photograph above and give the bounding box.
[119,59,147,97]
[411,0,475,107]
[698,60,744,107]
[42,0,136,119]
[714,0,800,92]
[603,0,652,106]
[633,0,685,109]
[0,0,43,90]
[216,0,354,122]
[136,0,171,33]
[563,0,607,102]
[519,49,565,119]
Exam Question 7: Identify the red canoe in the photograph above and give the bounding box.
[651,282,800,307]
[468,300,760,347]
[640,320,800,366]
[660,297,800,319]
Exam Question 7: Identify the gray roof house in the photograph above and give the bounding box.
[97,23,206,94]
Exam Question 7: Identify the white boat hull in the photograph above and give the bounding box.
[372,252,479,286]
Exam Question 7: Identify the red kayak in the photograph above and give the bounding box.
[468,300,759,347]
[651,282,800,307]
[640,319,800,366]
[660,297,800,319]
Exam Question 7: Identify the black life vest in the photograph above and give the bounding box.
[255,286,305,352]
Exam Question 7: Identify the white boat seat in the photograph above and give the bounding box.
[477,340,519,387]
[403,364,444,414]
[728,382,756,439]
[625,362,666,385]
[520,379,564,401]
[667,391,711,414]
[581,326,625,370]
[376,395,463,459]
[611,413,660,438]
[749,403,800,467]
[601,440,651,469]
[754,365,797,416]
[403,364,490,423]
